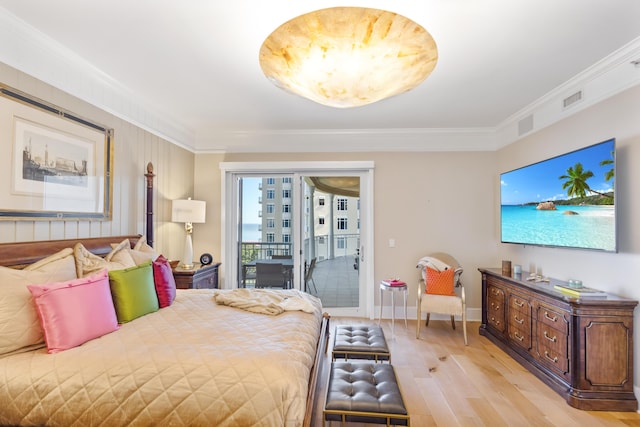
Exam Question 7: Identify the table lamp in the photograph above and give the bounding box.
[171,198,206,269]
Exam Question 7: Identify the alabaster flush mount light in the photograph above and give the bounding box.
[259,7,438,108]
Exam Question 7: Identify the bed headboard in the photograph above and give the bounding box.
[0,235,143,268]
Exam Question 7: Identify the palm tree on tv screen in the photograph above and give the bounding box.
[600,151,615,183]
[559,163,594,199]
[559,162,610,200]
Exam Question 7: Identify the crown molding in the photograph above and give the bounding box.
[1,7,638,154]
[0,7,194,150]
[494,36,640,148]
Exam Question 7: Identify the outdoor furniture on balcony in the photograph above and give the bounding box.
[255,262,290,289]
[243,258,294,289]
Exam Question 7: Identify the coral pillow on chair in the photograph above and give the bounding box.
[425,266,456,296]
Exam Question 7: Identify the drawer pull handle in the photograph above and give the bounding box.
[514,300,524,307]
[544,311,557,322]
[544,351,558,363]
[514,315,524,324]
[543,331,557,342]
[514,332,524,342]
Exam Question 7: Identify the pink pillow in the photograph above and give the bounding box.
[27,270,119,353]
[152,255,177,308]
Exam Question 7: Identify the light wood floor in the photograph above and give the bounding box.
[312,317,640,427]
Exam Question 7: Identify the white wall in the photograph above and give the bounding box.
[194,84,640,391]
[0,63,194,259]
[194,150,497,318]
[496,84,640,389]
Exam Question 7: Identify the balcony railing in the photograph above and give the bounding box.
[239,234,359,265]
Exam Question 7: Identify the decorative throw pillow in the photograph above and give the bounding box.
[24,247,77,279]
[0,249,78,355]
[425,266,456,296]
[74,242,136,278]
[131,236,159,264]
[110,238,158,265]
[152,255,177,308]
[106,239,137,266]
[27,270,119,354]
[108,261,159,323]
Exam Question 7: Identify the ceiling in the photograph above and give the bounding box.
[0,1,639,152]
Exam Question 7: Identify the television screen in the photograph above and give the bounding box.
[500,138,616,252]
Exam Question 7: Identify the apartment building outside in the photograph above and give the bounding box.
[258,177,360,262]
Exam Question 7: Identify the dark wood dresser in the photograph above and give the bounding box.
[479,268,637,411]
[173,262,221,289]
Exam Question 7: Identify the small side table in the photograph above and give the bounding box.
[173,262,221,289]
[378,281,408,338]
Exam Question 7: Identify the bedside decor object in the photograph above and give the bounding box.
[171,198,206,270]
[259,7,437,108]
[200,253,213,266]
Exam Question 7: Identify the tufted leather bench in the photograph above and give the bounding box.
[332,325,390,362]
[323,362,409,426]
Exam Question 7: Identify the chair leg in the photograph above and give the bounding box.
[425,313,430,327]
[450,315,456,330]
[463,308,468,346]
[416,307,421,339]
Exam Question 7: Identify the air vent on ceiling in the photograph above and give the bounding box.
[518,114,534,136]
[563,90,583,109]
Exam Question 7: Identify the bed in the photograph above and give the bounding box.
[0,168,329,427]
[0,234,329,427]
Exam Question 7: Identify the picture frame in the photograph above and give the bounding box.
[0,84,113,221]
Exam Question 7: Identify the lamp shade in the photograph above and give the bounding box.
[259,7,438,108]
[171,199,206,223]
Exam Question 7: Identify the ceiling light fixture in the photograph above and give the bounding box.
[259,7,438,108]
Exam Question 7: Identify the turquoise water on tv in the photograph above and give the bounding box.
[501,205,615,251]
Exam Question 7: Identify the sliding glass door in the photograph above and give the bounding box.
[301,176,360,309]
[221,161,374,318]
[237,175,294,289]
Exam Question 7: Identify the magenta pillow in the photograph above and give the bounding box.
[153,255,177,308]
[27,270,119,354]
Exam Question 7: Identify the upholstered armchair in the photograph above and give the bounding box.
[416,252,467,345]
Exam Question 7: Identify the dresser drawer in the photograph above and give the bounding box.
[488,283,506,302]
[537,341,570,376]
[536,304,569,334]
[509,293,532,315]
[536,323,569,359]
[487,299,506,333]
[509,324,532,350]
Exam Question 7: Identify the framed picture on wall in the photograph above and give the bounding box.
[0,84,113,221]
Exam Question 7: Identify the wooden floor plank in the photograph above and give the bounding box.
[314,318,640,426]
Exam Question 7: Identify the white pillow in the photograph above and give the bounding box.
[74,242,136,278]
[110,238,158,265]
[0,248,77,355]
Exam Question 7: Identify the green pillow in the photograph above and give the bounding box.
[108,261,159,323]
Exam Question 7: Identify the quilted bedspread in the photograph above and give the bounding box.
[0,289,323,427]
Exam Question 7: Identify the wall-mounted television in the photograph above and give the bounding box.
[500,138,616,252]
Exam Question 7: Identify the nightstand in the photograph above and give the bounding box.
[173,262,221,289]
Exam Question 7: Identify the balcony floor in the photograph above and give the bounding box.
[310,255,359,308]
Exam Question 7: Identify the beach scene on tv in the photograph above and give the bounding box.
[501,139,615,251]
